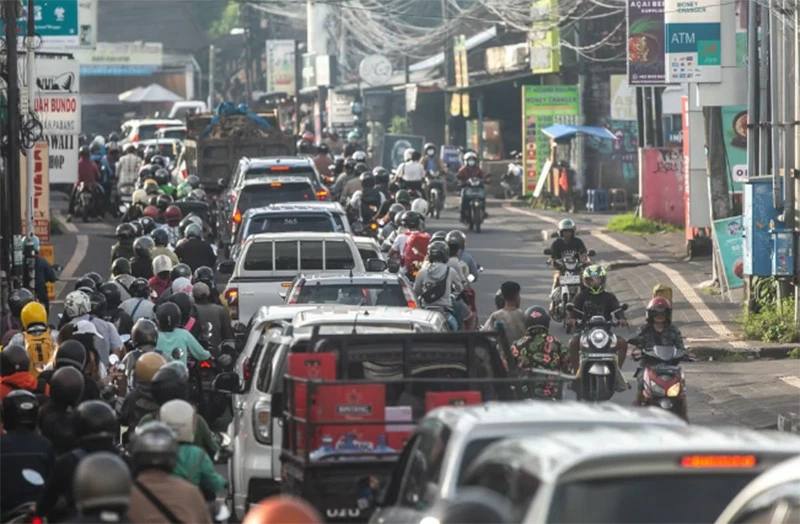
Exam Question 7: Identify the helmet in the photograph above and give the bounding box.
[402,211,422,229]
[152,254,173,276]
[317,143,329,154]
[156,302,181,331]
[2,390,39,430]
[139,216,157,235]
[159,399,196,443]
[151,361,190,404]
[344,157,357,170]
[50,366,85,407]
[360,171,375,188]
[464,151,478,163]
[133,236,155,258]
[395,189,411,205]
[74,277,97,293]
[646,297,672,323]
[89,290,108,316]
[190,188,206,201]
[428,241,449,263]
[558,218,576,236]
[156,194,173,212]
[388,203,405,223]
[111,258,131,277]
[129,278,150,299]
[21,301,47,328]
[139,165,154,181]
[131,318,159,349]
[135,352,167,382]
[176,182,192,199]
[143,180,159,196]
[115,223,136,241]
[107,132,120,143]
[373,167,389,184]
[411,198,429,216]
[74,400,118,443]
[347,129,361,142]
[153,168,170,186]
[171,264,192,281]
[54,340,87,370]
[523,306,551,332]
[84,272,103,289]
[179,215,202,236]
[430,231,447,243]
[65,290,92,318]
[164,205,182,227]
[424,142,436,155]
[132,221,147,240]
[403,148,415,162]
[582,265,607,295]
[193,266,214,286]
[99,282,123,309]
[150,228,169,247]
[169,291,193,325]
[393,210,405,227]
[184,223,202,240]
[132,189,149,206]
[192,282,211,301]
[142,205,159,220]
[9,288,35,318]
[130,421,179,473]
[150,155,166,168]
[73,452,131,512]
[243,495,322,524]
[354,162,369,176]
[79,145,90,157]
[0,344,30,376]
[445,230,466,252]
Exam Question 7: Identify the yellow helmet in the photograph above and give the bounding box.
[21,301,47,328]
[135,352,167,383]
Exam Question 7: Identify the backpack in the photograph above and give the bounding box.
[403,231,431,273]
[24,327,55,377]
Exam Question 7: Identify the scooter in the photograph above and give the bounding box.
[75,182,95,223]
[117,182,135,217]
[633,344,690,420]
[461,177,487,233]
[502,151,523,200]
[544,249,595,332]
[425,171,446,219]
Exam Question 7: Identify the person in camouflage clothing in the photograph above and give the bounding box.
[510,305,571,400]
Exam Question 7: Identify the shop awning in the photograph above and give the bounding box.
[119,83,183,103]
[542,124,617,141]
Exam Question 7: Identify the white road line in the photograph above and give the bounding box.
[780,376,800,389]
[55,235,89,298]
[502,205,747,349]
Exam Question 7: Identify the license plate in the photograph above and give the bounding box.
[560,275,581,285]
[586,353,617,361]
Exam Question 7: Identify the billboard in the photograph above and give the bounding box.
[721,105,747,193]
[0,0,79,47]
[266,40,297,94]
[627,0,666,85]
[665,0,722,83]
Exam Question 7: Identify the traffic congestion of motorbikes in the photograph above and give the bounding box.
[1,122,798,524]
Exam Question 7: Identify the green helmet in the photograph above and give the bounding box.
[558,218,576,235]
[582,265,606,295]
[176,182,192,200]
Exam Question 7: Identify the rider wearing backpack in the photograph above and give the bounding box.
[19,302,55,377]
[414,241,462,330]
[390,211,429,278]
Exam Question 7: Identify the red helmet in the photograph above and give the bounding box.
[243,495,321,524]
[143,205,159,219]
[164,205,183,226]
[301,131,315,142]
[646,297,672,323]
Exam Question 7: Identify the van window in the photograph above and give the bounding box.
[275,241,299,271]
[325,240,356,270]
[300,241,324,270]
[243,242,274,271]
[398,419,451,510]
[237,183,315,213]
[733,482,800,524]
[246,215,334,236]
[256,328,286,392]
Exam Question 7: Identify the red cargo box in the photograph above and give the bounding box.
[288,352,337,451]
[425,391,482,412]
[314,384,386,451]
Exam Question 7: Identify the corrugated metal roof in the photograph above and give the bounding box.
[409,26,498,72]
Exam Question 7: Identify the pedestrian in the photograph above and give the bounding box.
[482,281,527,345]
[28,236,57,314]
[558,161,574,213]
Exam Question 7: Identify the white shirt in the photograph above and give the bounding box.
[391,231,410,258]
[117,153,142,187]
[396,161,424,182]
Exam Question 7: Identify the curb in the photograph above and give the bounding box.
[605,260,651,270]
[688,344,798,360]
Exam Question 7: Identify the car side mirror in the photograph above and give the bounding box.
[213,372,242,394]
[278,291,287,300]
[588,249,596,257]
[217,260,235,274]
[387,258,400,274]
[366,258,388,272]
[543,248,553,256]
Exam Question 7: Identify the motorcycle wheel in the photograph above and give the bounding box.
[472,206,482,233]
[589,374,611,402]
[429,194,437,218]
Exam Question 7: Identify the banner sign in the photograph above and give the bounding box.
[328,90,354,125]
[530,0,561,74]
[610,75,636,121]
[721,105,747,192]
[521,85,580,195]
[23,56,80,94]
[266,40,297,94]
[73,42,163,66]
[34,94,81,135]
[713,215,744,289]
[0,0,79,47]
[665,0,722,83]
[627,0,666,85]
[46,135,79,184]
[19,141,51,242]
[382,134,424,170]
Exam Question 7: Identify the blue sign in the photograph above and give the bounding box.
[80,66,160,77]
[0,1,79,45]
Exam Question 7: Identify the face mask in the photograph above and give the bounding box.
[467,160,476,167]
[426,149,434,156]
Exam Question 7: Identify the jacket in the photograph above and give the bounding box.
[151,246,179,267]
[34,256,57,306]
[117,153,141,186]
[629,324,685,351]
[119,382,160,429]
[38,403,77,455]
[174,443,226,495]
[413,262,462,310]
[0,371,44,401]
[174,238,216,272]
[155,328,210,364]
[0,429,56,514]
[110,242,136,261]
[456,165,485,183]
[129,469,211,524]
[194,302,233,348]
[148,275,172,301]
[77,158,100,187]
[130,256,154,279]
[138,412,219,457]
[511,331,571,399]
[120,297,156,323]
[569,289,623,323]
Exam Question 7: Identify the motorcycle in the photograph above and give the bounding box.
[188,327,235,425]
[461,177,487,233]
[502,151,523,200]
[633,344,689,420]
[567,303,628,402]
[75,181,95,222]
[425,171,446,219]
[544,249,595,332]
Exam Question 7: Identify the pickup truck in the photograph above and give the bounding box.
[219,232,366,325]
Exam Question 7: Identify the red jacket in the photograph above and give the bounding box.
[77,157,100,187]
[148,276,171,301]
[457,166,485,183]
[0,371,43,401]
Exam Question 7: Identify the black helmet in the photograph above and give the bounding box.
[115,222,136,241]
[156,302,181,331]
[131,318,158,348]
[171,263,192,281]
[130,421,179,473]
[8,288,35,318]
[344,157,357,170]
[150,155,166,168]
[79,145,90,157]
[402,211,422,229]
[430,230,447,243]
[133,236,155,258]
[360,171,375,189]
[169,292,193,326]
[74,277,98,292]
[129,221,144,238]
[192,266,214,286]
[73,452,131,512]
[138,165,154,181]
[153,168,170,186]
[99,282,122,309]
[111,257,131,277]
[50,366,85,407]
[84,272,104,290]
[0,344,30,377]
[128,278,150,299]
[388,203,405,222]
[54,339,87,370]
[151,361,189,405]
[2,390,39,430]
[138,216,157,235]
[89,291,107,316]
[523,305,551,332]
[355,163,369,175]
[317,143,329,154]
[156,194,173,212]
[184,223,202,240]
[150,228,169,247]
[74,400,118,443]
[445,230,466,252]
[428,240,450,263]
[186,175,200,189]
[395,189,411,205]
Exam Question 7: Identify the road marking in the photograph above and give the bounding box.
[55,235,89,298]
[504,205,559,225]
[780,376,800,389]
[592,231,651,262]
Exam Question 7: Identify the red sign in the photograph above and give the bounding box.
[640,147,685,227]
[20,141,51,242]
[288,352,337,451]
[314,384,386,451]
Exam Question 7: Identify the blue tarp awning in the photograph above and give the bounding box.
[542,124,617,141]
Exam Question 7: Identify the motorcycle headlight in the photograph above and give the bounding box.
[666,383,681,397]
[589,329,610,348]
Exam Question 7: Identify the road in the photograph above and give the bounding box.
[49,200,799,428]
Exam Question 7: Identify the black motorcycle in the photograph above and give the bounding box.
[461,177,487,232]
[75,182,95,222]
[425,171,446,219]
[545,249,595,332]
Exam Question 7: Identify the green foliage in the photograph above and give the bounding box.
[741,299,798,343]
[606,213,681,235]
[787,348,800,359]
[388,115,411,135]
[751,276,777,313]
[209,2,240,37]
[629,18,661,35]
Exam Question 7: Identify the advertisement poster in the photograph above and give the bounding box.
[19,141,51,242]
[627,0,666,85]
[265,40,297,94]
[665,0,722,83]
[587,119,639,182]
[639,147,685,226]
[0,0,79,47]
[382,134,424,169]
[529,0,561,74]
[713,215,744,289]
[721,105,747,193]
[521,85,579,195]
[610,75,636,121]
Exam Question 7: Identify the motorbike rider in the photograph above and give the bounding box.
[373,166,391,195]
[395,188,412,211]
[149,255,174,301]
[110,258,134,300]
[150,228,179,267]
[153,168,175,197]
[117,144,141,189]
[2,288,35,346]
[120,278,156,322]
[510,306,571,399]
[395,149,425,194]
[127,421,212,524]
[567,265,629,390]
[99,282,134,335]
[171,263,193,282]
[65,291,124,369]
[130,236,155,279]
[111,223,137,261]
[193,283,233,348]
[159,205,183,246]
[0,390,55,516]
[0,344,46,400]
[481,281,527,345]
[344,129,362,158]
[547,218,589,312]
[69,452,133,524]
[349,171,387,224]
[629,297,686,358]
[67,146,103,222]
[120,350,166,430]
[154,302,211,364]
[18,301,56,376]
[331,157,357,201]
[445,234,476,330]
[456,151,487,222]
[122,189,148,222]
[313,143,331,177]
[174,224,216,272]
[414,240,463,331]
[344,161,369,201]
[388,211,423,262]
[378,203,406,246]
[38,366,84,454]
[445,229,479,281]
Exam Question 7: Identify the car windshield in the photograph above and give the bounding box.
[159,129,186,140]
[547,473,758,523]
[139,143,177,159]
[137,124,172,140]
[295,283,406,306]
[245,166,318,185]
[238,183,315,212]
[245,215,334,236]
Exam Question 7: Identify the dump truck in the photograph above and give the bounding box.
[183,104,296,189]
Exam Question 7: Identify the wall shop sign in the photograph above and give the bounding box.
[665,0,722,83]
[23,56,80,94]
[33,95,81,135]
[0,0,79,47]
[265,40,297,94]
[46,134,79,184]
[19,141,51,242]
[627,0,666,85]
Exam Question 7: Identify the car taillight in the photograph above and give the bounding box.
[680,455,757,469]
[269,166,290,171]
[316,189,329,200]
[181,169,187,179]
[243,356,252,381]
[253,399,271,444]
[232,208,242,224]
[286,284,301,304]
[225,286,239,320]
[131,135,139,142]
[402,284,417,308]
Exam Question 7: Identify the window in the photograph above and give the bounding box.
[331,214,347,232]
[246,215,334,236]
[274,241,299,271]
[237,183,316,212]
[358,248,381,266]
[245,165,319,187]
[325,240,356,270]
[300,241,324,271]
[243,242,274,271]
[456,438,500,484]
[137,124,167,140]
[255,328,286,392]
[295,283,406,306]
[733,482,800,524]
[398,419,451,510]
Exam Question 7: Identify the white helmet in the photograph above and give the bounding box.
[352,150,367,163]
[403,148,415,162]
[411,197,429,216]
[65,290,91,318]
[159,399,196,443]
[132,189,149,206]
[464,151,478,163]
[171,277,193,296]
[152,254,173,275]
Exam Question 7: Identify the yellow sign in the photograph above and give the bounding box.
[38,243,56,301]
[530,0,561,74]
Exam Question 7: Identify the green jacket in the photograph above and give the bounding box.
[511,330,571,400]
[138,412,219,457]
[174,443,227,494]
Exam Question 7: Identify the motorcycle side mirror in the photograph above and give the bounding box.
[588,249,596,257]
[543,248,553,256]
[217,177,228,189]
[387,258,401,274]
[212,372,242,394]
[217,260,235,274]
[620,303,629,312]
[366,258,388,272]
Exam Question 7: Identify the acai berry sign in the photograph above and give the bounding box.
[664,0,721,83]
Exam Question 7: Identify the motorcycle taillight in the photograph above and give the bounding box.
[200,360,212,369]
[224,286,239,320]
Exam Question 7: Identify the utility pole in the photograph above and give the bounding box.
[208,45,215,110]
[781,0,794,231]
[441,0,453,145]
[240,3,252,103]
[3,0,22,293]
[24,0,35,239]
[794,0,800,329]
[704,106,732,221]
